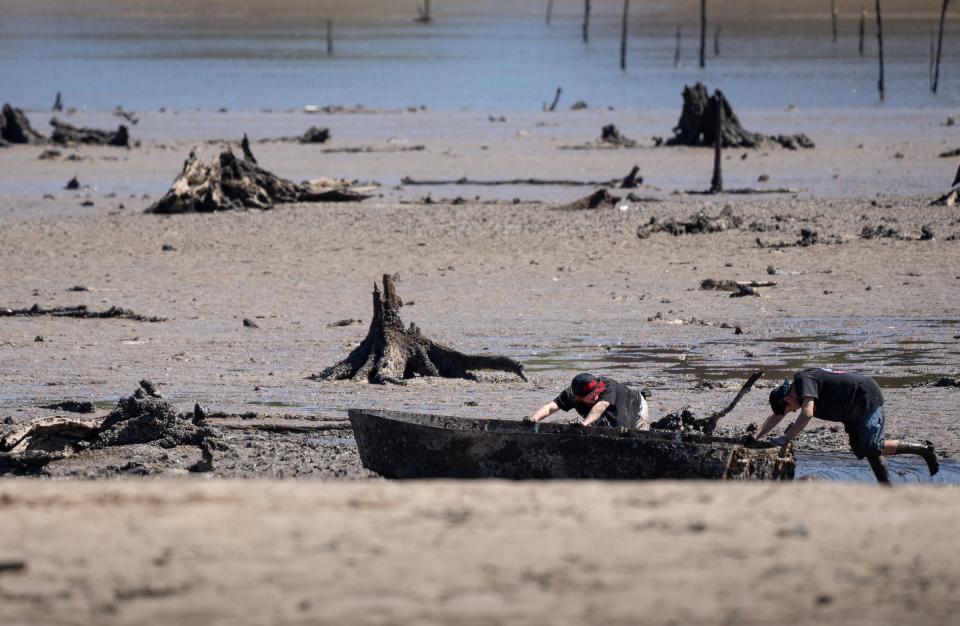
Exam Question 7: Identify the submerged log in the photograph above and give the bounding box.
[1,104,47,144]
[666,83,814,149]
[145,149,369,214]
[50,117,129,146]
[310,274,527,385]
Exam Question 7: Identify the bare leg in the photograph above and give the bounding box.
[882,439,939,476]
[867,454,891,484]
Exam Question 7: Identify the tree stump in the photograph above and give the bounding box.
[311,275,527,385]
[50,117,129,146]
[145,149,369,214]
[1,104,47,144]
[666,83,814,149]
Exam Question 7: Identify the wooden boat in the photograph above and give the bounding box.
[348,409,795,480]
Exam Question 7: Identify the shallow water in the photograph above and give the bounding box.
[1,1,957,111]
[797,450,960,484]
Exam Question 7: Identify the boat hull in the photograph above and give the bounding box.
[348,409,794,480]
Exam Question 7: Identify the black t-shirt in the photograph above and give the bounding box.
[554,376,642,428]
[792,368,884,423]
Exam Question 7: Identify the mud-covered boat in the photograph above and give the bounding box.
[348,409,795,480]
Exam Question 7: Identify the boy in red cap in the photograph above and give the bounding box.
[527,372,650,429]
[758,368,938,483]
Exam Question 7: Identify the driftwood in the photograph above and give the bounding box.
[0,304,165,322]
[555,189,620,211]
[700,279,776,297]
[1,104,47,144]
[545,87,562,112]
[400,175,619,187]
[666,83,814,149]
[651,371,764,435]
[145,149,369,214]
[310,274,526,385]
[50,117,129,146]
[321,144,424,154]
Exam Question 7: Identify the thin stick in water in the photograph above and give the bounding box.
[326,19,333,55]
[583,0,591,44]
[875,0,885,101]
[700,0,707,68]
[933,0,951,94]
[711,94,723,193]
[714,25,720,56]
[675,26,682,67]
[832,0,839,42]
[620,0,630,70]
[546,0,553,25]
[859,7,866,56]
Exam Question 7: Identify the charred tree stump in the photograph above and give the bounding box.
[1,104,47,144]
[710,93,723,193]
[241,133,257,163]
[50,118,129,146]
[831,0,839,42]
[876,0,885,101]
[416,0,432,23]
[933,0,951,94]
[326,19,334,55]
[714,25,720,56]
[311,275,526,385]
[666,83,813,149]
[145,149,368,214]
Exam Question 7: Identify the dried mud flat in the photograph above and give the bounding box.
[1,480,960,625]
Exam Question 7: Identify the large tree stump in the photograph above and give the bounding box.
[50,117,129,146]
[311,275,527,385]
[666,84,813,150]
[145,149,369,214]
[1,104,47,144]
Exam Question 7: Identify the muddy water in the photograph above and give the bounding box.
[798,451,960,484]
[524,317,960,388]
[1,0,956,111]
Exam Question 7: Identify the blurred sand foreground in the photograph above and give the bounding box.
[0,480,958,625]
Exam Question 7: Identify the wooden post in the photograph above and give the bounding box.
[859,7,866,56]
[546,0,553,25]
[710,95,723,193]
[326,19,333,55]
[933,0,951,94]
[931,22,937,90]
[583,0,591,44]
[700,0,706,68]
[831,0,838,42]
[714,25,720,56]
[675,26,682,67]
[620,0,630,70]
[875,0,884,101]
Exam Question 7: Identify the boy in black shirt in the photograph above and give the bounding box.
[757,368,939,483]
[527,373,650,429]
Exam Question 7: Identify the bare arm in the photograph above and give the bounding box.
[581,400,611,426]
[781,398,815,442]
[754,412,785,440]
[529,401,560,422]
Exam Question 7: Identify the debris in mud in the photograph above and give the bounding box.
[570,100,588,110]
[637,206,742,239]
[400,175,621,187]
[939,148,960,158]
[328,318,362,327]
[620,165,643,188]
[700,278,776,297]
[310,274,527,385]
[860,224,901,239]
[1,104,47,144]
[50,118,129,147]
[242,318,260,329]
[561,125,637,150]
[0,304,166,322]
[651,371,764,435]
[755,228,841,249]
[0,381,216,475]
[64,176,80,190]
[299,126,331,143]
[556,189,620,211]
[665,83,814,149]
[0,560,27,574]
[144,149,370,214]
[319,144,425,154]
[38,149,62,160]
[934,376,960,388]
[933,163,960,206]
[39,401,95,414]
